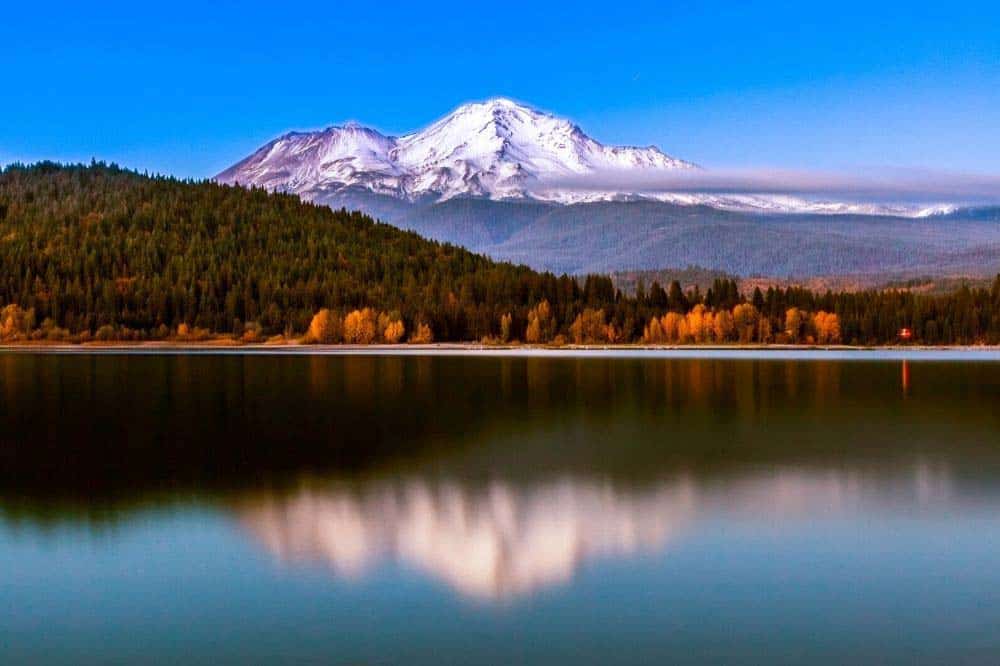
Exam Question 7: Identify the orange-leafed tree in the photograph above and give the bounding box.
[569,308,607,344]
[661,312,684,343]
[643,316,665,344]
[0,304,35,341]
[305,308,341,343]
[383,318,405,344]
[525,299,554,344]
[686,304,710,343]
[813,311,842,344]
[409,321,434,344]
[343,308,377,344]
[713,309,735,343]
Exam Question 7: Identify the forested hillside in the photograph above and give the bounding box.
[0,162,578,341]
[1,162,999,346]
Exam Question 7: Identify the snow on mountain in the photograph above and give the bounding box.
[217,98,697,203]
[216,98,953,217]
[217,123,408,198]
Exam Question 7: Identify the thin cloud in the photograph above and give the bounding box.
[542,167,1000,204]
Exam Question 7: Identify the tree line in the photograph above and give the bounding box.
[1,162,998,346]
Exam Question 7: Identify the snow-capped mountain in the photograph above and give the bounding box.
[216,98,697,203]
[217,98,958,217]
[213,99,996,277]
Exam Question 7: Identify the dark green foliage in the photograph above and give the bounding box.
[610,266,735,297]
[0,163,582,339]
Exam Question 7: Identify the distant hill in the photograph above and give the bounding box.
[317,192,1000,277]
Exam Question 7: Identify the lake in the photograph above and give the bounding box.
[2,351,1000,664]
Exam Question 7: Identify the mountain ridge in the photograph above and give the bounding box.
[215,100,999,278]
[216,98,699,204]
[217,98,961,217]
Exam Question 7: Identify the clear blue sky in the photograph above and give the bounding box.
[4,1,999,178]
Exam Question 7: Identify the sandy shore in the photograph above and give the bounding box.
[1,342,999,360]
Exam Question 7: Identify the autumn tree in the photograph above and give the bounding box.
[383,318,405,344]
[661,312,684,343]
[499,312,512,343]
[712,309,735,342]
[686,304,711,343]
[525,300,554,344]
[343,308,377,344]
[0,304,35,341]
[813,311,842,344]
[605,320,621,344]
[409,321,434,344]
[757,316,773,344]
[305,308,341,343]
[784,307,806,343]
[642,316,665,344]
[569,309,607,344]
[732,303,759,344]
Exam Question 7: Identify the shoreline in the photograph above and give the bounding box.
[1,342,999,361]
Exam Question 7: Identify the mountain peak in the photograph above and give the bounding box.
[217,99,696,202]
[454,97,536,113]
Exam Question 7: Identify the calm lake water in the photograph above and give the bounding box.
[2,352,1000,664]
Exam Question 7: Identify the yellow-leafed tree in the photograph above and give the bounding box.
[785,307,806,343]
[642,316,665,344]
[525,300,554,344]
[569,308,607,344]
[499,312,512,343]
[343,308,378,344]
[732,303,759,344]
[813,311,842,344]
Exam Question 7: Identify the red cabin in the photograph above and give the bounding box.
[898,327,913,341]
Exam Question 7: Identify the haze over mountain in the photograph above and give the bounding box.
[218,99,1000,278]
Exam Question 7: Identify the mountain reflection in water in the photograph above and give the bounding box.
[239,478,693,599]
[236,460,956,601]
[2,353,1000,664]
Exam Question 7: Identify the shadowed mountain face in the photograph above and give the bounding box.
[317,193,1000,276]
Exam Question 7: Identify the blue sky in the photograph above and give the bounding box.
[4,1,999,178]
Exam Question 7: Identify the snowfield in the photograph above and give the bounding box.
[217,98,955,218]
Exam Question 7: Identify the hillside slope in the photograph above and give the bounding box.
[0,163,581,340]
